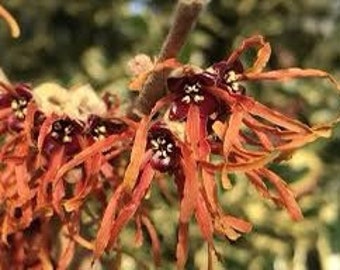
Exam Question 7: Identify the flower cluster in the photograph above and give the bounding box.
[0,81,135,268]
[95,35,339,269]
[0,35,339,269]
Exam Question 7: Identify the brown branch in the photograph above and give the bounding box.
[133,0,208,116]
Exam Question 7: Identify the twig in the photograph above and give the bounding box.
[133,0,208,116]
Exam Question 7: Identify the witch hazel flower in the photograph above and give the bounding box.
[94,120,252,268]
[0,82,32,132]
[113,34,340,268]
[0,77,134,256]
[167,66,221,121]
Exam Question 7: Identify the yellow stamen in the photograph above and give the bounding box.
[0,4,20,38]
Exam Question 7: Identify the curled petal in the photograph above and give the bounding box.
[57,233,76,270]
[56,133,128,179]
[14,164,31,204]
[201,151,280,173]
[94,185,124,259]
[249,41,271,73]
[179,143,199,223]
[195,192,214,244]
[176,222,189,270]
[141,215,161,267]
[226,35,267,67]
[123,116,149,191]
[223,108,244,156]
[249,99,311,133]
[259,168,303,220]
[0,4,20,38]
[242,68,340,91]
[186,104,202,157]
[108,163,155,248]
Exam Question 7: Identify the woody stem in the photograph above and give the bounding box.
[133,0,207,116]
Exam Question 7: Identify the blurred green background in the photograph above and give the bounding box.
[1,0,340,269]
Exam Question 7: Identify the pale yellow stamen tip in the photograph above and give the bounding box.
[0,4,21,38]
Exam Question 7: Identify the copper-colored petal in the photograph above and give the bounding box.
[226,35,266,67]
[260,168,303,220]
[56,133,127,179]
[108,163,155,248]
[94,184,124,260]
[122,116,149,191]
[222,215,252,233]
[186,104,201,157]
[249,42,271,73]
[195,192,214,244]
[243,68,340,91]
[176,222,189,270]
[134,215,143,247]
[223,108,244,157]
[14,164,31,204]
[0,4,20,38]
[201,169,219,214]
[221,165,232,189]
[141,215,161,267]
[245,171,272,199]
[179,144,199,223]
[249,99,311,133]
[57,235,76,270]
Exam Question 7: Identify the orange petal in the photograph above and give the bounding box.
[249,41,271,73]
[0,4,20,38]
[223,108,244,156]
[179,144,199,223]
[201,169,219,214]
[141,215,161,267]
[249,99,311,133]
[176,222,189,270]
[245,171,271,199]
[134,215,143,247]
[221,166,232,189]
[36,146,64,208]
[224,151,280,172]
[186,105,201,158]
[23,102,38,146]
[14,163,31,204]
[57,235,76,270]
[94,184,124,260]
[226,35,266,67]
[222,215,252,233]
[260,168,303,220]
[108,163,155,247]
[56,133,127,179]
[52,174,65,214]
[122,116,149,191]
[212,120,226,140]
[195,192,214,244]
[243,68,340,91]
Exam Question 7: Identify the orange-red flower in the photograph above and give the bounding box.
[0,34,339,269]
[94,117,253,268]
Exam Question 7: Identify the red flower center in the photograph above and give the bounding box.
[88,115,127,141]
[148,126,178,172]
[223,70,244,94]
[51,120,77,144]
[181,82,205,105]
[11,97,28,120]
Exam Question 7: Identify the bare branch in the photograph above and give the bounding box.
[133,0,208,116]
